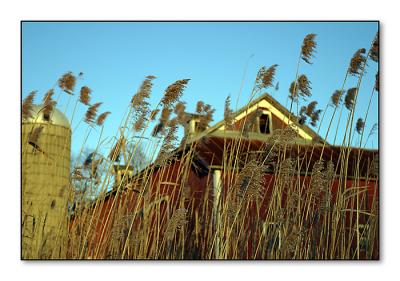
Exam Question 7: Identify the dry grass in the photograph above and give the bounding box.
[21,32,379,260]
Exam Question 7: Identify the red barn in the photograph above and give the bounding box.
[77,93,378,260]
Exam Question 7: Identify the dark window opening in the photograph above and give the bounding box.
[43,113,50,121]
[259,114,271,134]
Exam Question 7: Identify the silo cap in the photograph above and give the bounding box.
[23,105,70,128]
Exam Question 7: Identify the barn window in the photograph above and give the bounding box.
[259,113,271,134]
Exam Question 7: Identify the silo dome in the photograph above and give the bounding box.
[22,104,71,259]
[23,105,70,128]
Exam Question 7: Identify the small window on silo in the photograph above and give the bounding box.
[43,112,50,121]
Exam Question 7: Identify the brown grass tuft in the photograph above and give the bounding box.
[196,101,204,114]
[157,124,178,165]
[28,125,44,147]
[305,101,318,117]
[370,32,379,62]
[160,108,172,126]
[80,86,92,105]
[297,74,312,98]
[96,111,111,126]
[345,88,357,110]
[263,64,278,88]
[235,159,265,201]
[22,91,36,120]
[174,102,188,125]
[310,109,322,127]
[131,76,155,131]
[330,90,343,107]
[131,76,155,109]
[269,127,298,147]
[58,71,76,93]
[301,34,317,64]
[349,48,367,76]
[255,64,279,91]
[198,104,215,131]
[85,102,102,124]
[165,208,188,240]
[356,118,365,134]
[161,79,190,108]
[42,89,57,121]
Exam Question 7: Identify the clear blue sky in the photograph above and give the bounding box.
[22,22,379,157]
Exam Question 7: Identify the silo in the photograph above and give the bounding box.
[22,105,71,259]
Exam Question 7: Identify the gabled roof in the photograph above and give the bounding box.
[188,92,326,144]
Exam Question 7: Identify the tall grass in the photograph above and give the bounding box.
[21,32,379,260]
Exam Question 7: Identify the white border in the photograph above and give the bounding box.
[1,1,398,281]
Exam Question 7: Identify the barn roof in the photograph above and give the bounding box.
[187,92,326,144]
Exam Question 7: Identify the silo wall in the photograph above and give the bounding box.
[22,122,71,259]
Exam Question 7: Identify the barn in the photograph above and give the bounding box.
[75,93,379,260]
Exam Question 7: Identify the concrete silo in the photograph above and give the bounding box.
[22,105,71,259]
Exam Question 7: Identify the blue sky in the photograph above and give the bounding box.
[22,22,379,157]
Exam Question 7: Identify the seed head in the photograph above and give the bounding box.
[28,125,44,147]
[301,34,317,64]
[263,64,278,89]
[309,160,335,199]
[96,111,111,126]
[235,159,265,201]
[349,48,367,76]
[306,101,318,117]
[165,208,188,240]
[79,86,92,105]
[310,109,322,127]
[161,79,190,108]
[85,102,102,124]
[157,124,178,165]
[160,107,171,126]
[356,118,365,134]
[269,127,298,148]
[22,91,36,120]
[256,64,278,91]
[370,32,379,62]
[298,114,307,125]
[58,71,76,93]
[133,111,147,132]
[297,74,312,98]
[345,88,357,110]
[277,158,295,187]
[42,89,56,121]
[196,101,204,114]
[131,76,155,108]
[330,90,343,107]
[174,102,186,115]
[198,104,215,131]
